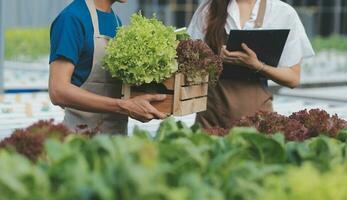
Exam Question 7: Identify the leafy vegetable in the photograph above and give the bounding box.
[289,109,347,137]
[0,151,50,200]
[103,13,178,85]
[0,120,97,161]
[177,39,223,85]
[227,109,347,141]
[259,164,347,200]
[232,111,310,141]
[204,127,229,136]
[175,28,191,41]
[0,112,347,199]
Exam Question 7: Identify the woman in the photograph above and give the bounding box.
[188,0,315,128]
[49,0,167,135]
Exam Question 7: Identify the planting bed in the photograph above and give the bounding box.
[0,109,347,200]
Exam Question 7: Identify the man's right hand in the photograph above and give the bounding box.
[120,94,168,123]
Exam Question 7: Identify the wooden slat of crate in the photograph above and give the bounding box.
[173,73,182,115]
[162,76,175,90]
[122,84,131,99]
[174,97,207,116]
[180,83,208,100]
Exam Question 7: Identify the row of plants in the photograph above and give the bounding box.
[5,27,49,61]
[312,35,347,52]
[0,109,347,200]
[205,109,347,141]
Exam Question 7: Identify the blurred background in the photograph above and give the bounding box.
[0,0,346,138]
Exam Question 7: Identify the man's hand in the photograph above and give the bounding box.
[120,94,168,123]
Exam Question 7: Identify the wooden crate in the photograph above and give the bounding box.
[122,73,208,116]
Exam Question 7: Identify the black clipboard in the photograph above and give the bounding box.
[226,29,290,67]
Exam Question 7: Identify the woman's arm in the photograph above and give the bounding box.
[49,58,167,122]
[259,63,300,89]
[221,44,301,88]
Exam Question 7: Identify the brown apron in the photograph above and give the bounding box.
[63,0,128,134]
[196,0,273,129]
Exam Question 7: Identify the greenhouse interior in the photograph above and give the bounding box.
[0,0,347,199]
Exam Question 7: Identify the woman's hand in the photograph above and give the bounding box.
[120,94,168,123]
[221,43,263,71]
[220,43,301,88]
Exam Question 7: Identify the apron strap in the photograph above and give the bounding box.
[254,0,267,28]
[85,0,101,37]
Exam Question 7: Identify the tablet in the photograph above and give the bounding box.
[226,29,290,67]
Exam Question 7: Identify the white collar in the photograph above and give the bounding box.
[227,0,261,30]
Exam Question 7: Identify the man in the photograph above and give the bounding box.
[49,0,166,134]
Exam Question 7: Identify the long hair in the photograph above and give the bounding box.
[204,0,231,54]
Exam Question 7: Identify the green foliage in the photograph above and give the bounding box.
[259,164,347,200]
[0,151,50,200]
[104,13,178,85]
[312,35,347,52]
[5,27,49,61]
[285,136,346,171]
[175,28,191,41]
[1,118,347,199]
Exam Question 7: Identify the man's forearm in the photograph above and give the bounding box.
[49,83,127,114]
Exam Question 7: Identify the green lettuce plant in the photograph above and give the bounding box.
[259,164,347,200]
[103,13,178,85]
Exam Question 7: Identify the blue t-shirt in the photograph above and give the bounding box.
[49,0,122,87]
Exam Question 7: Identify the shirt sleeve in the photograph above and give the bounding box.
[49,12,84,66]
[187,1,208,40]
[278,9,315,67]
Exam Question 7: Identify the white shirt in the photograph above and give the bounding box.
[187,0,315,67]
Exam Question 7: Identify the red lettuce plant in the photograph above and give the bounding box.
[289,109,347,138]
[0,120,99,161]
[176,39,223,85]
[0,120,69,160]
[233,111,310,141]
[204,127,229,137]
[205,109,347,142]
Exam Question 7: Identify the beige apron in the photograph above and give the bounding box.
[196,0,273,129]
[63,0,128,134]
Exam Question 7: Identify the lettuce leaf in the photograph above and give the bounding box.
[103,13,178,85]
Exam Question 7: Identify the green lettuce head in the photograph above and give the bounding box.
[103,13,178,85]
